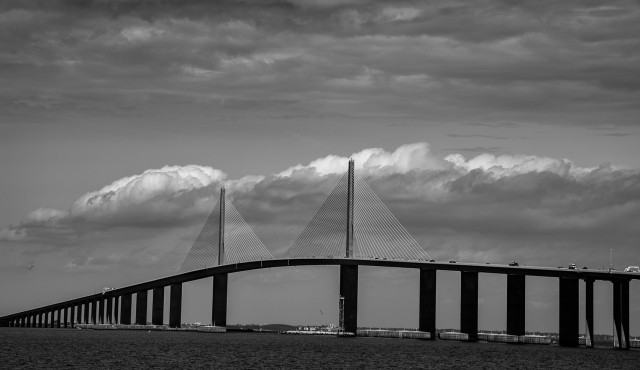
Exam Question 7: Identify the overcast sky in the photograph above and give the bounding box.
[1,0,639,334]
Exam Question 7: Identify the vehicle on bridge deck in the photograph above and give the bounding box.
[568,263,577,270]
[509,261,519,267]
[624,266,640,273]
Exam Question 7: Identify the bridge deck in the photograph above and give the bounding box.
[2,258,638,320]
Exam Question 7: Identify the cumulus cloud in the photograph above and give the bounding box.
[1,165,226,243]
[3,142,639,271]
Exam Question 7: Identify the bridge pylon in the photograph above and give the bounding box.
[178,186,273,273]
[286,161,430,261]
[346,159,354,258]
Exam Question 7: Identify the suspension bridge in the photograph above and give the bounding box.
[1,160,638,349]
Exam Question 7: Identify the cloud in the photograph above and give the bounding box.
[1,165,226,243]
[3,141,639,272]
[2,0,639,128]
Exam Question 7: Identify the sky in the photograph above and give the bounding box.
[1,0,640,334]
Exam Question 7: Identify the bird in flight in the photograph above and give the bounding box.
[28,265,35,270]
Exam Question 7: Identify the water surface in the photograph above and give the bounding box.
[1,328,639,369]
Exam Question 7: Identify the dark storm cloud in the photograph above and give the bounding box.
[1,0,639,127]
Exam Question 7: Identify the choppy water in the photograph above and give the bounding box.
[1,328,639,369]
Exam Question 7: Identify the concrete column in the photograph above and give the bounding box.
[38,312,43,328]
[585,279,594,347]
[507,274,526,336]
[212,274,228,327]
[558,277,579,347]
[106,296,113,324]
[69,304,77,328]
[613,280,630,349]
[100,298,106,324]
[63,306,68,328]
[27,316,32,328]
[339,265,358,334]
[419,268,436,339]
[44,311,49,328]
[169,283,182,328]
[136,290,148,325]
[57,308,61,328]
[460,271,478,341]
[121,294,132,325]
[114,296,119,324]
[152,287,164,325]
[621,280,630,349]
[84,302,90,324]
[92,298,98,324]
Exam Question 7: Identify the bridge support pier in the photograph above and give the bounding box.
[63,306,68,328]
[212,274,228,327]
[57,308,61,328]
[93,299,98,324]
[152,287,164,325]
[419,268,436,339]
[120,294,132,325]
[507,274,526,336]
[83,302,89,324]
[71,305,76,328]
[170,283,182,328]
[460,271,478,341]
[114,296,119,324]
[585,279,594,347]
[106,296,113,324]
[613,280,630,349]
[340,265,358,334]
[559,277,579,347]
[98,298,104,324]
[136,291,148,325]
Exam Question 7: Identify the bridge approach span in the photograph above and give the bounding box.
[2,258,637,321]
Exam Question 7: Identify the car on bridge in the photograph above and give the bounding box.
[624,266,640,273]
[568,263,577,270]
[509,261,519,267]
[449,260,457,263]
